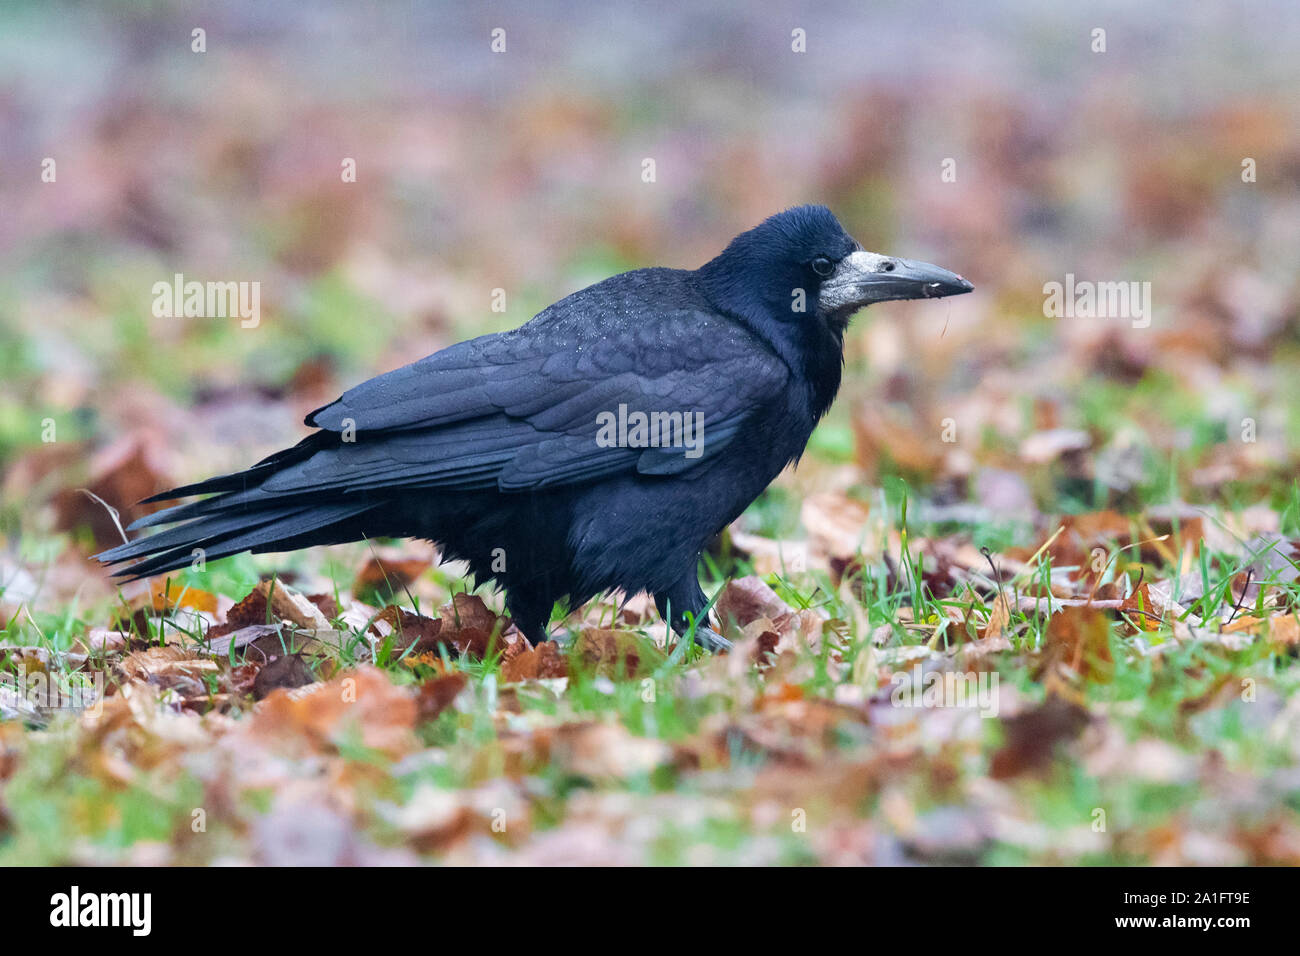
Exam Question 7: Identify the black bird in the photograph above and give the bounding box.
[99,205,972,650]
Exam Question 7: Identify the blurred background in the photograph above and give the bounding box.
[2,0,1300,600]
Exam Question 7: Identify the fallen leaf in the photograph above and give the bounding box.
[437,592,509,657]
[416,672,469,720]
[715,576,793,635]
[1037,605,1114,693]
[54,436,171,550]
[982,591,1012,641]
[353,552,432,598]
[252,665,417,758]
[500,641,569,683]
[551,721,672,780]
[990,696,1091,778]
[1266,614,1300,651]
[571,628,660,678]
[369,605,444,656]
[208,579,330,638]
[253,655,318,700]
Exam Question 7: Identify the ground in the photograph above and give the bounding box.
[1,1,1299,865]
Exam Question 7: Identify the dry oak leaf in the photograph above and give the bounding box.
[500,641,569,683]
[715,576,793,633]
[437,592,511,657]
[208,579,330,639]
[368,605,444,655]
[252,665,417,759]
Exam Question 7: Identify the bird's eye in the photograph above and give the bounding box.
[811,256,834,277]
[881,260,897,272]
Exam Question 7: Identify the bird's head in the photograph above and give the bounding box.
[697,204,973,339]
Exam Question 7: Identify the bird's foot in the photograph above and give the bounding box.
[688,625,732,654]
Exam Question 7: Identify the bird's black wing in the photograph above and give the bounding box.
[303,306,783,491]
[128,303,788,532]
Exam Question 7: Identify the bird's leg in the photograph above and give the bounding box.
[654,572,732,653]
[504,592,552,647]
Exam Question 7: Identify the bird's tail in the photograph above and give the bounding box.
[95,436,383,581]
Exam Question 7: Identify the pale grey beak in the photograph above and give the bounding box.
[820,250,974,311]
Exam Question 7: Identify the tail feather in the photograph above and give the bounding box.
[99,432,387,582]
[101,507,311,564]
[137,434,332,505]
[98,499,381,581]
[127,485,275,531]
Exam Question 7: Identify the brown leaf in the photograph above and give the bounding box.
[203,624,314,661]
[115,646,219,704]
[305,592,340,620]
[551,721,671,780]
[252,665,417,758]
[416,672,469,720]
[1036,605,1114,691]
[732,617,781,666]
[1044,510,1133,567]
[1266,614,1300,651]
[981,591,1012,641]
[353,552,432,597]
[1118,582,1163,634]
[252,655,317,700]
[118,646,216,682]
[369,605,444,655]
[208,579,330,638]
[437,592,509,657]
[853,405,945,480]
[714,576,793,636]
[800,492,875,561]
[54,436,172,551]
[500,641,569,683]
[571,628,660,678]
[990,696,1091,778]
